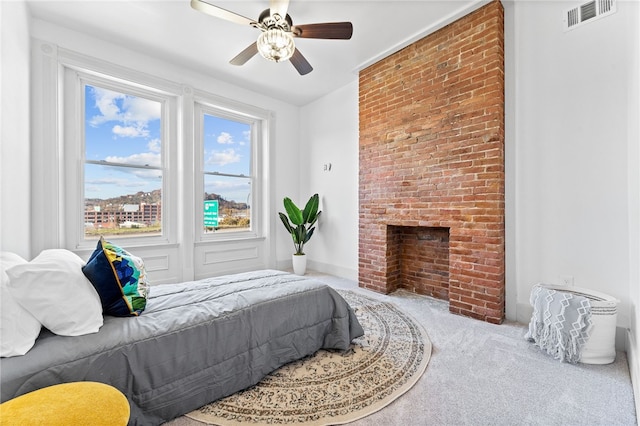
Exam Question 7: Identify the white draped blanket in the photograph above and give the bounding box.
[525,284,593,363]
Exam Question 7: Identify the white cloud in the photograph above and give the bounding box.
[240,130,250,146]
[89,88,124,126]
[85,175,159,198]
[88,86,160,135]
[122,96,161,123]
[130,169,163,179]
[206,149,241,166]
[112,124,150,138]
[205,179,249,193]
[217,132,234,144]
[105,152,162,168]
[147,138,161,153]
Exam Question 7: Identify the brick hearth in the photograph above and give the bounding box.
[358,1,505,324]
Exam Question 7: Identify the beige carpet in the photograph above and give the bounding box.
[184,290,431,425]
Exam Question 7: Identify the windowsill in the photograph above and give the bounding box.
[72,240,180,258]
[195,235,266,246]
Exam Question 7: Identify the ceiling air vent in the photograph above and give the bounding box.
[564,0,617,32]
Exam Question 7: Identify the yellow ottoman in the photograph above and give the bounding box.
[0,381,130,426]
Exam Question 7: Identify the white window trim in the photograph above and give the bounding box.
[60,57,179,250]
[31,40,274,271]
[194,92,270,243]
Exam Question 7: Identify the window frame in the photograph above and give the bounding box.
[33,43,274,271]
[62,65,179,250]
[194,96,268,242]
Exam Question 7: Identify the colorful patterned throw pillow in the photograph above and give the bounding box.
[82,237,150,316]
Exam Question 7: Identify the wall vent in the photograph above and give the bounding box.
[564,0,617,32]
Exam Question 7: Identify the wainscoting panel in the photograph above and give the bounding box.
[203,246,259,265]
[194,239,268,280]
[144,254,170,272]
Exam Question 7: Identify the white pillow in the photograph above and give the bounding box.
[1,252,42,357]
[6,249,103,336]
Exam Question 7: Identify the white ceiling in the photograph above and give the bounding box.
[26,0,489,105]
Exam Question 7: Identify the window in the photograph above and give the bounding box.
[202,114,251,234]
[62,65,177,249]
[34,44,273,276]
[83,84,164,239]
[195,99,266,240]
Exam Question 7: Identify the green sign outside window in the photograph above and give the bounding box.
[204,200,219,227]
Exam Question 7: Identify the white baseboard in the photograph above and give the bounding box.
[306,259,357,281]
[626,329,640,417]
[274,258,357,281]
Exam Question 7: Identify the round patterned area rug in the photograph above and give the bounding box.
[185,290,432,426]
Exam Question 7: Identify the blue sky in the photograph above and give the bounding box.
[203,114,252,205]
[84,84,251,203]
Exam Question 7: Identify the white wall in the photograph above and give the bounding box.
[511,0,638,331]
[625,0,640,411]
[0,0,31,259]
[505,0,636,410]
[299,80,359,279]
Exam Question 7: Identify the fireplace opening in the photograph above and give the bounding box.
[387,225,450,300]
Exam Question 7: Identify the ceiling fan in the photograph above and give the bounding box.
[190,0,353,75]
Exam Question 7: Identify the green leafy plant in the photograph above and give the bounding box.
[279,193,322,256]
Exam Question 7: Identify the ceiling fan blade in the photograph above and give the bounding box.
[190,0,255,27]
[230,42,259,66]
[290,49,313,75]
[270,0,289,18]
[292,22,353,39]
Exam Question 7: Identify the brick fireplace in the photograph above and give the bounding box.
[358,1,505,324]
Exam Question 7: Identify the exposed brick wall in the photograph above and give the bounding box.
[358,1,505,323]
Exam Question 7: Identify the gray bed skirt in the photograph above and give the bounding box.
[1,270,364,425]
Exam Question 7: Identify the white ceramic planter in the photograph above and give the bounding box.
[538,284,619,364]
[292,254,307,275]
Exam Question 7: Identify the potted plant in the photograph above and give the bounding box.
[279,193,321,275]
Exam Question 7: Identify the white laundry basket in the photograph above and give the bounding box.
[538,284,619,364]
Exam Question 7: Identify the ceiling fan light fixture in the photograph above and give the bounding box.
[257,28,295,62]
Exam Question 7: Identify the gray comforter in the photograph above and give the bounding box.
[0,270,364,425]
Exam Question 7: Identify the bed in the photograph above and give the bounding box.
[0,269,364,425]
